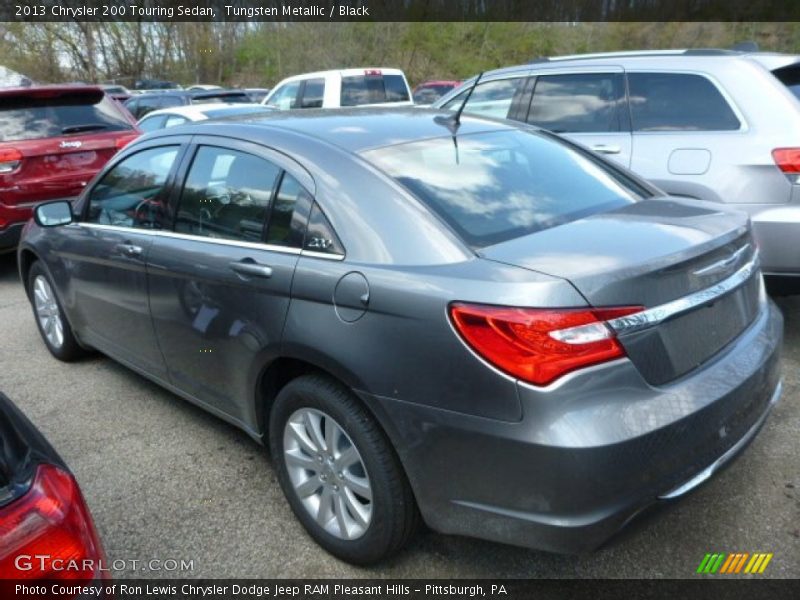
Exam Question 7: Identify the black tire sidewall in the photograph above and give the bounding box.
[269,375,406,565]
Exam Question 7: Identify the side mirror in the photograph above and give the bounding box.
[34,201,73,227]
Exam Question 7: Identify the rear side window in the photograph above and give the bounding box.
[305,203,344,255]
[628,73,741,131]
[527,73,625,133]
[771,64,800,100]
[340,73,410,106]
[442,78,524,120]
[266,173,312,248]
[0,91,133,142]
[176,146,280,242]
[362,130,645,248]
[86,146,179,229]
[299,78,325,108]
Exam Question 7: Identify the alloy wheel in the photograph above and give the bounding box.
[33,275,64,349]
[283,408,373,540]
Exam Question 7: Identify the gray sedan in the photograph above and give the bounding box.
[17,108,782,564]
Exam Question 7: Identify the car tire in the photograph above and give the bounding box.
[269,374,419,564]
[27,261,86,362]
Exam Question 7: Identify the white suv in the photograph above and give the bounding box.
[434,49,800,277]
[262,68,413,110]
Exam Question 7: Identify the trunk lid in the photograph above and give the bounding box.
[481,198,761,385]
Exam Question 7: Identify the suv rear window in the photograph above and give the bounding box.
[340,73,409,106]
[0,91,133,142]
[627,73,741,131]
[362,130,646,248]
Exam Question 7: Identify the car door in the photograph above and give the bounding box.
[54,139,188,377]
[524,68,632,167]
[146,137,314,426]
[626,71,745,200]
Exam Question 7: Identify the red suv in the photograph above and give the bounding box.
[0,86,140,252]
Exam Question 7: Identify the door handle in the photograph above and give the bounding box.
[229,260,273,279]
[116,243,143,257]
[591,144,622,155]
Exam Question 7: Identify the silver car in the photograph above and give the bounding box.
[19,108,782,564]
[434,49,800,277]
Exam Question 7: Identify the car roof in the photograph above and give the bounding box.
[277,68,407,83]
[150,107,517,153]
[140,102,266,120]
[456,49,800,81]
[0,84,105,98]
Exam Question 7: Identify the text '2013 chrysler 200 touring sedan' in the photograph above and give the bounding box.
[17,108,782,564]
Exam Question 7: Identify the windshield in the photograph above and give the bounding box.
[362,130,647,248]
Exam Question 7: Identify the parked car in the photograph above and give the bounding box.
[0,392,108,583]
[0,85,140,253]
[412,80,460,105]
[137,103,275,133]
[186,84,223,91]
[99,84,132,103]
[262,68,412,110]
[434,48,800,278]
[244,87,271,103]
[18,108,782,564]
[133,78,180,91]
[124,89,252,119]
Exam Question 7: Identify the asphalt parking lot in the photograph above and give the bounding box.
[0,251,797,579]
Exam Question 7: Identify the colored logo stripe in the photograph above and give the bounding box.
[698,552,772,574]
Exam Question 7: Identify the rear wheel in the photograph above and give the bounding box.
[28,261,86,361]
[269,374,418,564]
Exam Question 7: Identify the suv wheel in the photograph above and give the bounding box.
[28,262,86,361]
[269,374,418,564]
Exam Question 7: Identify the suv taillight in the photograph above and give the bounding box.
[0,464,107,582]
[772,148,800,182]
[0,148,22,174]
[449,303,643,386]
[115,134,139,151]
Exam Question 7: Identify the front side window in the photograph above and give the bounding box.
[363,130,646,248]
[527,73,625,133]
[628,72,741,131]
[299,78,325,108]
[86,146,179,229]
[442,78,524,120]
[266,82,301,110]
[175,146,280,242]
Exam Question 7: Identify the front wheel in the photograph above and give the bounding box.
[269,375,419,564]
[28,261,86,361]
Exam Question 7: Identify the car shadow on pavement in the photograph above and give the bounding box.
[0,253,18,284]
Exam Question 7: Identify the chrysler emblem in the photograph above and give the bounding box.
[693,243,750,277]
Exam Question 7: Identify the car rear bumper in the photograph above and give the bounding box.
[747,204,800,275]
[365,298,782,553]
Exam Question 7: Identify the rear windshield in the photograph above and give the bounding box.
[0,91,133,142]
[191,93,250,105]
[772,64,800,100]
[341,74,409,106]
[362,130,646,248]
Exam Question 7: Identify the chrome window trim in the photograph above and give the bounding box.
[75,222,345,260]
[607,254,760,336]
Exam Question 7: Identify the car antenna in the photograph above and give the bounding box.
[434,71,483,136]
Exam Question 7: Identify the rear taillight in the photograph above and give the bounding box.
[772,148,800,182]
[0,464,106,581]
[114,134,139,151]
[0,148,22,174]
[449,303,643,386]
